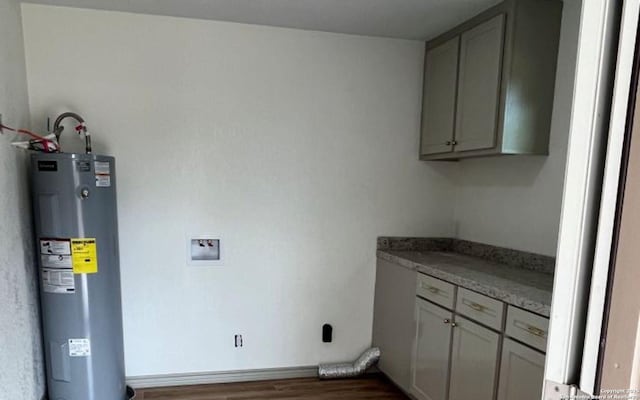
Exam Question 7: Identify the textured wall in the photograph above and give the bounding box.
[0,0,45,399]
[22,5,457,377]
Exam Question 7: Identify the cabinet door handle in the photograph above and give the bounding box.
[451,140,458,145]
[446,141,452,145]
[451,322,458,327]
[443,319,451,324]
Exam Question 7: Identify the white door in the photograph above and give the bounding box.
[420,37,459,156]
[498,339,546,400]
[448,316,500,400]
[410,298,453,400]
[454,14,504,152]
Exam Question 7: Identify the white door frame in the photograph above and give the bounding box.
[580,0,640,394]
[544,0,638,397]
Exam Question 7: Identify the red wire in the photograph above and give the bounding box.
[18,129,58,152]
[1,123,59,152]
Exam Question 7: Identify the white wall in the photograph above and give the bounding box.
[21,4,457,377]
[452,0,581,256]
[0,0,45,398]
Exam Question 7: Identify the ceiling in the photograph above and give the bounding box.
[21,0,502,40]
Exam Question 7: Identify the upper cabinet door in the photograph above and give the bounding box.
[454,14,505,152]
[420,37,460,156]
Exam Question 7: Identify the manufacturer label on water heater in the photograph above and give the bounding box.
[39,238,99,294]
[41,254,72,268]
[42,268,75,294]
[37,160,58,172]
[40,239,71,256]
[70,239,98,274]
[94,161,111,187]
[68,338,91,357]
[40,239,75,294]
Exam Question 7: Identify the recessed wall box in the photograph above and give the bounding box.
[188,235,223,266]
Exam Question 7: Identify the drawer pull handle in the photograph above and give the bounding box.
[513,320,547,338]
[514,320,547,338]
[421,283,440,294]
[462,299,494,315]
[527,325,546,338]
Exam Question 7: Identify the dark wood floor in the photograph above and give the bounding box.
[135,375,409,400]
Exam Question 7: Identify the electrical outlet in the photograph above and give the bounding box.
[234,335,243,348]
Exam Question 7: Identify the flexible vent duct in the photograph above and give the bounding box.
[318,347,381,379]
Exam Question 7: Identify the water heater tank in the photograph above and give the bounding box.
[31,152,126,400]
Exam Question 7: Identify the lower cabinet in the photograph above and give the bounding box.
[411,298,453,400]
[373,261,549,400]
[497,339,546,400]
[448,316,500,400]
[372,259,417,391]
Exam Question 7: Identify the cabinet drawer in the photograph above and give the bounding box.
[505,306,549,352]
[416,273,456,309]
[456,288,504,331]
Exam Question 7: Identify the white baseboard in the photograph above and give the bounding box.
[126,365,318,389]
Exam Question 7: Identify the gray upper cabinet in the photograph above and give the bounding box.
[419,0,562,160]
[421,37,459,155]
[455,14,504,152]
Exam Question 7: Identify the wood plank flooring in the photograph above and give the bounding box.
[135,375,409,400]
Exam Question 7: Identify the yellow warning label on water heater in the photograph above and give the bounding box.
[71,238,98,274]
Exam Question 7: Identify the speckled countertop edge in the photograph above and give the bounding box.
[377,237,555,274]
[377,250,552,317]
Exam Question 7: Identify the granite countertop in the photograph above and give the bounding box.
[377,249,554,317]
